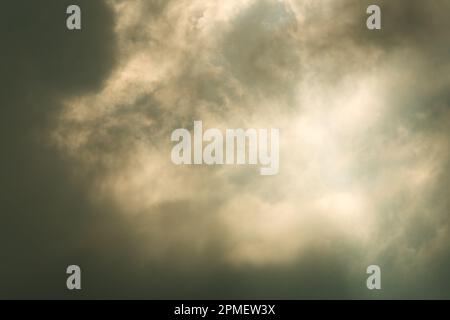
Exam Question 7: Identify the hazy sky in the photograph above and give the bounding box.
[1,0,450,299]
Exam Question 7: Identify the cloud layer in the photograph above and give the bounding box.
[1,0,450,298]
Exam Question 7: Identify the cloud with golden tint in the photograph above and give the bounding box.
[52,0,450,283]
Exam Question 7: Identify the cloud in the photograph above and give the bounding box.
[1,0,450,298]
[0,0,119,298]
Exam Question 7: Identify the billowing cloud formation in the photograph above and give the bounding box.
[2,0,450,298]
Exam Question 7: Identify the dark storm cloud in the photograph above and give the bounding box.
[0,0,121,298]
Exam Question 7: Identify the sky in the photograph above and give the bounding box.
[1,0,450,299]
